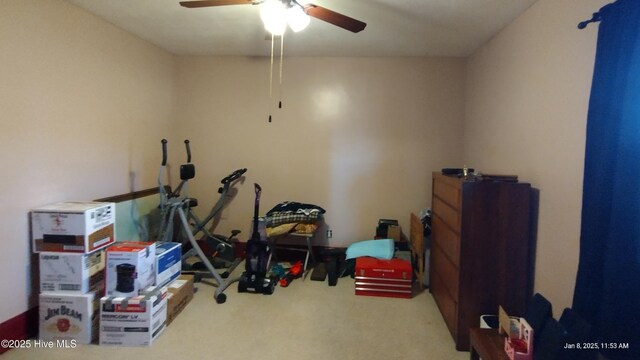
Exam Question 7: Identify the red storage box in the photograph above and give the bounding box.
[355,257,412,298]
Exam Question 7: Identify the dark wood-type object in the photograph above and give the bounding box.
[430,172,534,351]
[469,328,510,360]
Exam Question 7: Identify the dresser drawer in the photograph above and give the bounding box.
[431,269,458,338]
[432,215,460,267]
[433,175,461,208]
[431,241,459,301]
[433,196,460,231]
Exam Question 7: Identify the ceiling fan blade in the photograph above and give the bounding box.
[179,0,255,8]
[303,4,366,33]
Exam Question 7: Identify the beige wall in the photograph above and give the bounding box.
[464,0,610,315]
[0,1,466,325]
[1,0,608,328]
[0,0,176,323]
[175,56,466,247]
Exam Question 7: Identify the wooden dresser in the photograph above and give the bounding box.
[429,172,534,351]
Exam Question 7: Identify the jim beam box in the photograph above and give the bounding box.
[39,292,99,344]
[31,201,115,253]
[39,250,105,294]
[99,286,167,346]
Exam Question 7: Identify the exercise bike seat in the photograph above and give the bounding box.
[180,163,195,180]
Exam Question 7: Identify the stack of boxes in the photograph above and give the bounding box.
[99,241,184,346]
[100,241,167,346]
[99,241,192,346]
[32,201,193,347]
[32,201,116,345]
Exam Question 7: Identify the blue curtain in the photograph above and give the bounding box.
[573,1,640,359]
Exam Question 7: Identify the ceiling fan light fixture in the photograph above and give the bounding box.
[287,5,310,32]
[260,0,287,35]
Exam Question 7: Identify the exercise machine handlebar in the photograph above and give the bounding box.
[161,139,192,165]
[221,168,247,184]
[161,139,168,166]
[184,139,191,163]
[218,168,247,194]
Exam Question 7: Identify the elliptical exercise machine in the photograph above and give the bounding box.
[237,183,277,294]
[180,168,247,279]
[157,139,241,303]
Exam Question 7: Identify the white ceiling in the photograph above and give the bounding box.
[65,0,538,57]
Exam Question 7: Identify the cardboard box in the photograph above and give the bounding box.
[355,257,412,299]
[99,287,167,347]
[165,275,194,325]
[39,250,105,294]
[39,292,99,344]
[500,306,534,360]
[105,242,156,297]
[31,202,115,253]
[387,225,402,242]
[155,242,181,287]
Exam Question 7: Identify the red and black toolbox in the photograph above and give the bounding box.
[354,257,412,299]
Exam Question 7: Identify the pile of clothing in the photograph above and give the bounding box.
[265,201,325,237]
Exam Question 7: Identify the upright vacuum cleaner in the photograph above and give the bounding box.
[238,183,277,294]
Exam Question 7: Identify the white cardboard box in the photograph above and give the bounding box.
[105,242,156,297]
[39,292,99,344]
[155,242,181,288]
[31,201,115,253]
[140,276,194,326]
[39,250,105,293]
[99,287,167,347]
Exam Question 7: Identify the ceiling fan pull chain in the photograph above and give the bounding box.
[269,33,275,99]
[279,32,284,109]
[268,32,275,122]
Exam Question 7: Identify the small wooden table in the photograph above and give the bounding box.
[469,328,510,360]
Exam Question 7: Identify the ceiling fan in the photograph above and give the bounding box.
[179,0,367,33]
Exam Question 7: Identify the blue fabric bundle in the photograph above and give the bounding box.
[345,239,395,260]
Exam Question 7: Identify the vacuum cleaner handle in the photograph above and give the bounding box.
[251,183,262,240]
